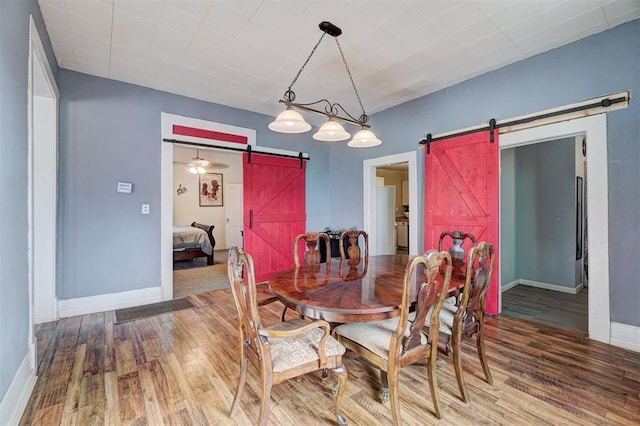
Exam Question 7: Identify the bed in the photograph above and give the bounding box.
[173,222,216,265]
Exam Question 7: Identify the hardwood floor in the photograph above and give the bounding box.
[502,285,588,333]
[22,288,639,425]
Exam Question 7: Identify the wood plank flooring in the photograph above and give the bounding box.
[502,285,588,333]
[22,288,639,425]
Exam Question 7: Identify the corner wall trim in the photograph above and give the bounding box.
[0,345,36,426]
[57,286,162,318]
[519,279,583,294]
[610,322,640,352]
[501,280,520,292]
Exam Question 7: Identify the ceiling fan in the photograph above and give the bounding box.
[173,148,229,173]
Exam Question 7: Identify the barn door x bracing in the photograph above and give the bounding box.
[424,131,500,314]
[243,153,306,283]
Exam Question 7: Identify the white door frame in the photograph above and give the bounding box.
[363,151,418,255]
[225,183,243,249]
[160,113,308,300]
[28,15,59,334]
[499,114,610,344]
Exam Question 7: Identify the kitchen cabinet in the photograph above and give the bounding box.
[401,180,409,205]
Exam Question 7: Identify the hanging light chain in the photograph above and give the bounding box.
[335,37,367,122]
[284,32,327,102]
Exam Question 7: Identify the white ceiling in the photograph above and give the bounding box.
[38,0,639,122]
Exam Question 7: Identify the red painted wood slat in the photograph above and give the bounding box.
[424,131,500,314]
[172,125,248,144]
[243,153,306,283]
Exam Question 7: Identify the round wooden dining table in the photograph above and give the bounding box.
[268,254,422,323]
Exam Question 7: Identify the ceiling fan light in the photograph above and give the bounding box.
[347,128,382,148]
[188,149,210,174]
[313,119,350,141]
[268,107,312,133]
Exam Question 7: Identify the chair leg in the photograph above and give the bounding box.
[229,347,248,416]
[476,318,493,385]
[380,370,390,404]
[387,368,402,425]
[427,351,444,419]
[280,305,288,322]
[452,329,469,404]
[258,369,273,426]
[333,365,348,426]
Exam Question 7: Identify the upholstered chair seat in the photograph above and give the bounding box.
[266,319,346,372]
[332,317,426,360]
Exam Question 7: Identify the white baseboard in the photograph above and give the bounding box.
[610,322,640,352]
[58,286,162,317]
[518,279,583,294]
[0,345,37,426]
[501,280,520,292]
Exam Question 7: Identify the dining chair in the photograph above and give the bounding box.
[294,231,332,267]
[427,241,495,404]
[438,230,477,282]
[227,247,348,426]
[333,250,452,423]
[338,230,369,264]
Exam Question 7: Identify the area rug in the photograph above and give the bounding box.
[173,249,229,298]
[115,298,195,324]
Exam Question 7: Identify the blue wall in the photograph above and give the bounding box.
[58,19,639,326]
[516,139,575,287]
[328,19,639,327]
[500,149,517,287]
[501,139,577,289]
[57,70,332,299]
[0,0,58,404]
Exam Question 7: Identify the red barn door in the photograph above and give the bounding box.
[243,153,306,282]
[424,131,500,314]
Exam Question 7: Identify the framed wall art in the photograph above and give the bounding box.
[199,173,223,207]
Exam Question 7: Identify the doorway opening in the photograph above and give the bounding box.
[363,151,419,256]
[28,16,59,371]
[499,114,610,344]
[500,135,588,333]
[171,145,241,298]
[375,163,409,255]
[161,112,309,300]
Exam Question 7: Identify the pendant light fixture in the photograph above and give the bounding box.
[313,118,350,142]
[188,149,209,174]
[348,128,382,148]
[269,21,382,148]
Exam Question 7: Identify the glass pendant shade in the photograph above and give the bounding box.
[188,149,208,174]
[347,128,382,148]
[268,107,312,133]
[313,119,350,141]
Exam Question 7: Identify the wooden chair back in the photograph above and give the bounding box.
[293,232,331,267]
[445,241,495,404]
[438,230,477,281]
[338,230,369,264]
[402,250,452,355]
[458,241,495,337]
[333,249,452,422]
[227,247,263,356]
[227,246,348,426]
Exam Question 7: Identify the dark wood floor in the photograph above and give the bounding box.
[22,288,639,425]
[502,285,588,333]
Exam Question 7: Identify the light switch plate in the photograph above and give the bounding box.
[141,204,150,214]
